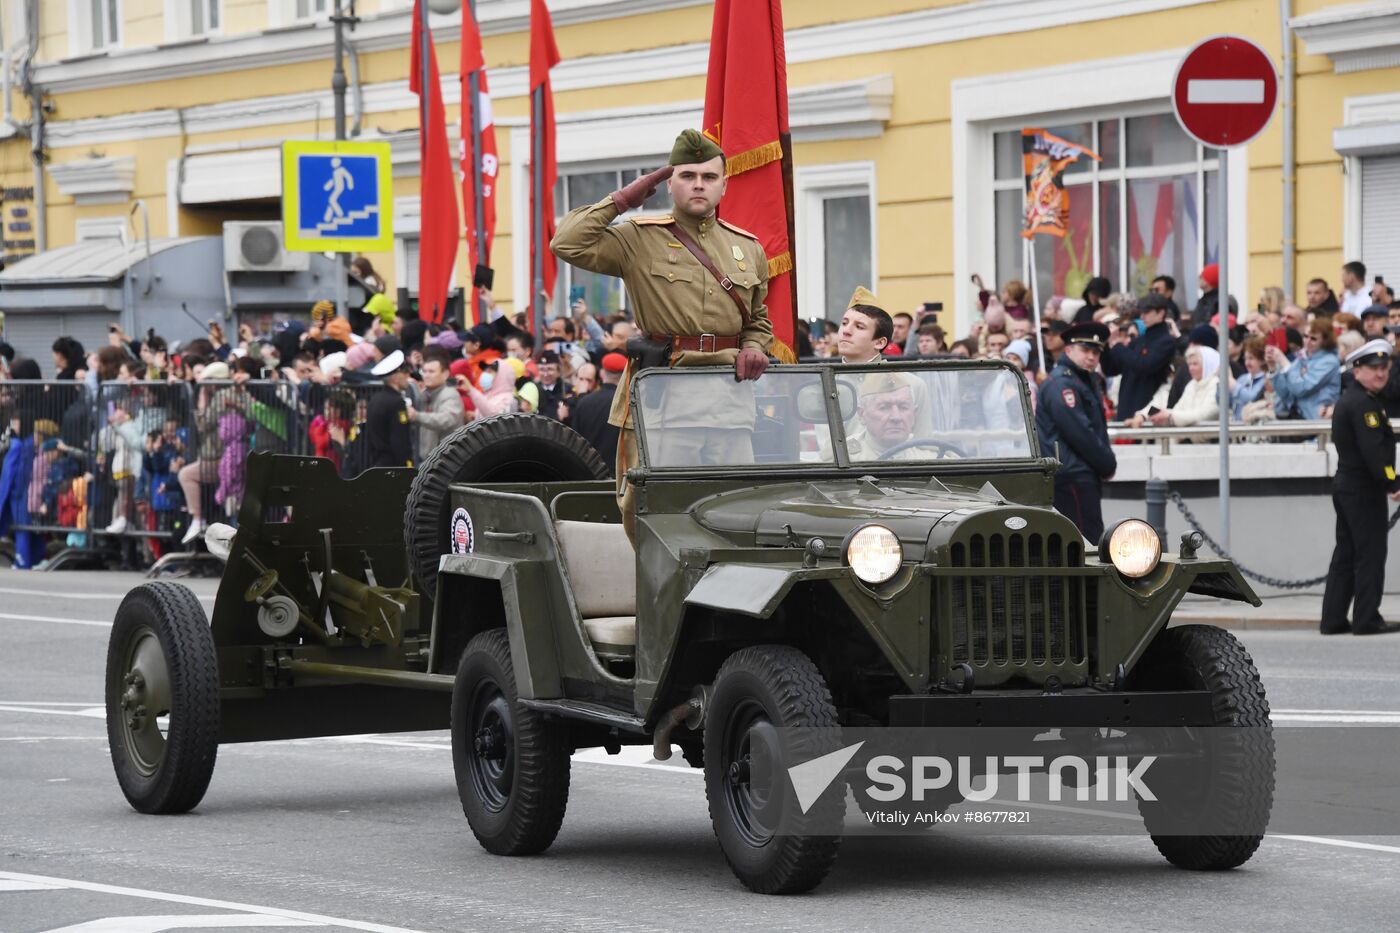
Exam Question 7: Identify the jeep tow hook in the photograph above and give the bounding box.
[653,688,708,761]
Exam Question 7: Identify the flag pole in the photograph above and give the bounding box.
[531,86,545,340]
[467,0,487,324]
[418,0,433,321]
[1029,239,1047,378]
[779,130,798,330]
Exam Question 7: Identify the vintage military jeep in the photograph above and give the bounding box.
[106,360,1271,895]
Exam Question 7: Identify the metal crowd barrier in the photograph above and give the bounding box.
[0,376,431,569]
[1107,418,1400,454]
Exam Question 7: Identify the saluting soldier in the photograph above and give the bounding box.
[1321,339,1400,636]
[1036,322,1117,542]
[551,129,774,541]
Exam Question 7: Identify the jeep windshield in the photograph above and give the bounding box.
[632,362,1036,470]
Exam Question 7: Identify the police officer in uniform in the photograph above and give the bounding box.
[551,129,774,541]
[1036,322,1117,542]
[1321,339,1400,635]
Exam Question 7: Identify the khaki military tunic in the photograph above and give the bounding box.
[550,196,774,430]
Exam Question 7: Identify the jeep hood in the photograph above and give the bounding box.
[693,479,1017,548]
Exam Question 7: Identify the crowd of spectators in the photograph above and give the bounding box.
[2,251,1397,569]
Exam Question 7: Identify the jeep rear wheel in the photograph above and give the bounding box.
[405,414,609,598]
[451,629,570,855]
[1128,624,1274,870]
[704,645,844,895]
[105,582,220,814]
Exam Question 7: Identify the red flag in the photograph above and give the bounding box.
[528,0,560,336]
[460,1,498,322]
[702,0,796,348]
[410,0,459,325]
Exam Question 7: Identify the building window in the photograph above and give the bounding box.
[295,0,327,20]
[399,236,421,296]
[78,0,121,52]
[1359,154,1400,287]
[551,166,670,319]
[795,163,876,323]
[191,0,219,34]
[992,113,1220,312]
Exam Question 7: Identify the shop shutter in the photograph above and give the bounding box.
[1361,154,1400,284]
[0,311,116,377]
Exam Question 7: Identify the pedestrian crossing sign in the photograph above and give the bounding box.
[281,140,393,252]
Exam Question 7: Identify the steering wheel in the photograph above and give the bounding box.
[876,436,972,461]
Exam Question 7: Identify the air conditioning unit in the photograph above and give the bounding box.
[223,222,310,273]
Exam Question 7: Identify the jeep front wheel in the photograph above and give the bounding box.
[704,645,844,895]
[1128,624,1275,870]
[451,629,570,855]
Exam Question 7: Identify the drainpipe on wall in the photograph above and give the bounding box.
[20,0,44,253]
[1280,0,1295,297]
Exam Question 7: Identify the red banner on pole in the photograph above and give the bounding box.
[461,2,498,303]
[410,0,460,325]
[702,0,796,349]
[529,0,560,336]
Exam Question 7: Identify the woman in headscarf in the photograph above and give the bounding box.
[1125,345,1219,428]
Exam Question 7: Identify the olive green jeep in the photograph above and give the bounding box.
[106,360,1271,895]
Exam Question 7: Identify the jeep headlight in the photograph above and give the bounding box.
[846,524,902,585]
[1101,519,1162,578]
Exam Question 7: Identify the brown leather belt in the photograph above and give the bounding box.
[646,332,741,353]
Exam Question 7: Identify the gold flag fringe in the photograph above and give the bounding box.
[767,251,793,278]
[770,339,797,364]
[725,140,783,176]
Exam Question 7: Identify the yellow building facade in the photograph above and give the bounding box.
[0,0,1397,343]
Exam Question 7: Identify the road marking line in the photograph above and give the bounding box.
[0,871,430,933]
[0,586,215,602]
[38,915,320,932]
[0,878,64,891]
[0,701,103,706]
[0,612,111,627]
[0,736,106,742]
[0,705,106,719]
[1272,835,1400,855]
[1187,78,1265,104]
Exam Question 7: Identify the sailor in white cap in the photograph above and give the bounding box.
[1321,338,1400,635]
[366,349,414,468]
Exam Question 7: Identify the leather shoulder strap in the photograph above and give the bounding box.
[664,222,751,328]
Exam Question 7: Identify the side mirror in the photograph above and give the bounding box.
[796,381,857,422]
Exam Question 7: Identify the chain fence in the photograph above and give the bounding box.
[1168,490,1400,590]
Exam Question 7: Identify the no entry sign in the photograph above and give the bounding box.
[1172,36,1278,148]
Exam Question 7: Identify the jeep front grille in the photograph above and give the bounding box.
[946,532,1090,668]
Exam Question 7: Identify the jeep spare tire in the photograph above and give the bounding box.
[405,413,610,596]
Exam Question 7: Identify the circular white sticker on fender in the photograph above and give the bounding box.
[1004,516,1028,530]
[450,507,475,554]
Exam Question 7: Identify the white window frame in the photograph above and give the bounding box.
[268,0,327,28]
[165,0,222,41]
[393,195,421,297]
[794,161,877,323]
[75,215,129,243]
[988,110,1221,308]
[68,0,122,55]
[951,49,1247,339]
[1340,91,1400,265]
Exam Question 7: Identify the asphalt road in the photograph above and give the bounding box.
[2,568,1399,933]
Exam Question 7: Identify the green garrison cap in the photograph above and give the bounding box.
[669,129,725,166]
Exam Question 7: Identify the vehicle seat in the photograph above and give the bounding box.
[554,520,636,661]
